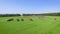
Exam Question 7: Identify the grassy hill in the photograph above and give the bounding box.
[0,16,60,34]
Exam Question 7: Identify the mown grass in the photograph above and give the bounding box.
[0,16,60,34]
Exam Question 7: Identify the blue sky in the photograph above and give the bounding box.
[0,0,60,14]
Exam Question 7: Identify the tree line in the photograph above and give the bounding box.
[0,12,60,17]
[40,13,60,16]
[0,14,21,17]
[23,13,60,16]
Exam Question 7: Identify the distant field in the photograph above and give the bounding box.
[0,16,60,34]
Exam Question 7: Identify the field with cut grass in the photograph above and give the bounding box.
[0,16,60,34]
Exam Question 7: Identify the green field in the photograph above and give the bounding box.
[0,16,60,34]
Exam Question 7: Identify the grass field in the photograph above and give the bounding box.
[0,16,60,34]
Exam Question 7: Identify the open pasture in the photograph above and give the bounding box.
[0,16,60,34]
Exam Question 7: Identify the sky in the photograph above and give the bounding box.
[0,0,60,14]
